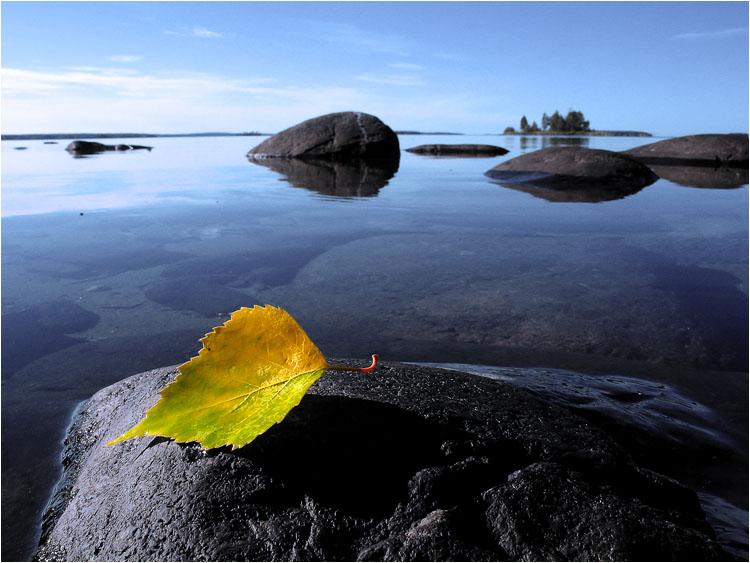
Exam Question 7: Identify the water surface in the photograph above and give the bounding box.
[2,134,747,559]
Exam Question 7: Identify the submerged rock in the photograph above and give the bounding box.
[485,147,658,195]
[623,134,749,167]
[248,155,399,197]
[247,112,400,160]
[406,144,509,157]
[65,140,153,155]
[36,362,729,561]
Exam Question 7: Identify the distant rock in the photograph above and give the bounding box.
[485,147,659,195]
[248,156,399,198]
[247,112,400,160]
[36,362,728,561]
[65,140,153,155]
[406,144,508,157]
[623,134,749,167]
[43,141,59,144]
[13,146,28,150]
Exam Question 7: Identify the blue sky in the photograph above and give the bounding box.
[2,1,748,136]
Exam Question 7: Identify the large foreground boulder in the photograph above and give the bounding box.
[247,112,400,160]
[36,362,729,561]
[623,134,749,167]
[485,147,658,196]
[406,144,508,157]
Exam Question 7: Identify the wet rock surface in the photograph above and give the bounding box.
[623,134,749,167]
[36,362,730,561]
[406,144,508,157]
[485,147,659,192]
[247,112,400,160]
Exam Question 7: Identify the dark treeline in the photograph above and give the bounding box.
[505,110,590,134]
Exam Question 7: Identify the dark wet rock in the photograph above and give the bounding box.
[645,164,749,189]
[65,140,153,155]
[406,144,508,157]
[249,156,399,197]
[623,134,749,168]
[247,112,400,160]
[36,363,730,561]
[485,147,659,195]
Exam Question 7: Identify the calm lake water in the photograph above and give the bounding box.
[2,134,748,559]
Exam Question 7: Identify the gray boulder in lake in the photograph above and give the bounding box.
[65,140,153,155]
[485,147,659,193]
[247,111,400,160]
[623,133,749,167]
[36,362,729,561]
[406,144,509,157]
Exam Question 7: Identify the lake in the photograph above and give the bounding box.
[2,133,748,560]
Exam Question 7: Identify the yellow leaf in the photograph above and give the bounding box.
[107,305,376,450]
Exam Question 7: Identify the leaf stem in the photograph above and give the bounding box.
[327,354,378,373]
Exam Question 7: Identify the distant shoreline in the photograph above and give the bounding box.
[1,132,266,141]
[2,129,653,142]
[504,130,652,137]
[395,131,464,135]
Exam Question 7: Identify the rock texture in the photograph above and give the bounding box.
[623,134,749,167]
[248,156,399,198]
[406,144,508,157]
[65,140,153,155]
[247,112,400,160]
[36,362,730,561]
[485,147,658,192]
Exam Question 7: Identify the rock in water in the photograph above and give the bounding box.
[623,134,749,167]
[485,147,658,193]
[36,363,729,561]
[406,144,509,157]
[65,140,152,155]
[247,112,400,160]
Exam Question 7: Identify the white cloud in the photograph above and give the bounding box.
[389,62,423,70]
[164,26,225,39]
[309,21,410,56]
[672,27,748,40]
[107,56,142,63]
[356,73,426,87]
[0,66,363,133]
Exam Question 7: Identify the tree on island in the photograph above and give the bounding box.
[563,110,590,132]
[548,111,566,132]
[509,109,590,134]
[520,115,529,133]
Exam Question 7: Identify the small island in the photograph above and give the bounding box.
[503,109,651,137]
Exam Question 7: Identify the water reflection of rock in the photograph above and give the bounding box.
[519,135,589,152]
[494,181,645,203]
[648,164,749,190]
[248,156,400,198]
[485,147,656,202]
